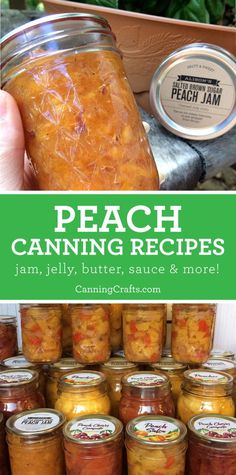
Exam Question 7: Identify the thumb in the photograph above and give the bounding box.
[0,90,25,190]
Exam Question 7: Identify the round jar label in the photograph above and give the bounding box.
[63,372,101,385]
[127,374,165,386]
[159,58,235,129]
[189,371,228,383]
[3,356,33,368]
[14,412,60,432]
[194,416,236,439]
[69,418,116,441]
[203,359,235,371]
[133,419,180,442]
[0,371,33,384]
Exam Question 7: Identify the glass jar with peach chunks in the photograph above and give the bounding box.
[70,304,111,364]
[20,305,62,364]
[123,304,165,363]
[171,304,216,364]
[1,14,159,191]
[126,416,187,475]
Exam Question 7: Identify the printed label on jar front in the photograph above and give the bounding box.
[64,372,101,385]
[0,371,33,384]
[203,359,235,371]
[189,371,228,383]
[133,419,180,441]
[14,412,60,432]
[70,418,116,441]
[160,59,235,129]
[194,417,236,439]
[3,356,33,368]
[127,374,165,386]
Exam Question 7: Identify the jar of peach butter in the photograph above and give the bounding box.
[1,14,159,191]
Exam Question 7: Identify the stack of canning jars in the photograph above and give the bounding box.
[0,302,236,475]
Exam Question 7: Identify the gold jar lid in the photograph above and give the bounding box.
[0,369,38,387]
[210,349,235,360]
[188,414,236,446]
[6,409,65,437]
[59,370,106,391]
[183,369,233,387]
[49,358,85,373]
[202,358,236,373]
[100,357,137,372]
[122,371,169,389]
[151,358,187,372]
[126,416,187,446]
[63,414,123,444]
[1,356,39,370]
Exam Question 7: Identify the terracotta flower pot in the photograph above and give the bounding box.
[43,0,236,112]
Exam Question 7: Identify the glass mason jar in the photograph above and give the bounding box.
[109,304,123,351]
[126,415,187,475]
[1,14,159,191]
[119,372,175,425]
[6,409,65,475]
[187,414,236,475]
[99,357,138,418]
[202,358,236,408]
[0,369,45,421]
[70,304,111,364]
[55,371,110,421]
[122,304,166,363]
[210,349,235,360]
[0,412,8,475]
[20,304,62,363]
[61,304,72,356]
[1,355,46,395]
[172,304,216,364]
[177,369,235,424]
[150,358,187,404]
[63,414,123,475]
[0,316,17,360]
[46,358,85,408]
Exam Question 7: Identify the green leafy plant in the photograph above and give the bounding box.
[77,0,234,24]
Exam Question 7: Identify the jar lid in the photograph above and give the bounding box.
[1,356,38,369]
[63,415,123,444]
[49,358,85,373]
[122,371,169,388]
[126,416,187,446]
[151,358,187,372]
[202,359,236,372]
[101,357,137,371]
[150,43,236,140]
[0,369,38,387]
[0,315,16,324]
[6,409,65,436]
[59,371,105,390]
[188,415,236,444]
[184,369,233,386]
[210,349,235,359]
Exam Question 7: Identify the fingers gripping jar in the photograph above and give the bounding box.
[187,415,236,475]
[119,372,175,425]
[46,358,86,408]
[20,305,62,363]
[126,415,187,475]
[0,369,45,421]
[171,304,216,364]
[70,304,111,364]
[63,415,123,475]
[100,357,138,418]
[1,14,159,191]
[123,304,166,363]
[55,371,110,420]
[6,409,65,475]
[177,369,235,424]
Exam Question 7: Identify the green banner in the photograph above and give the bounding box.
[0,192,235,300]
